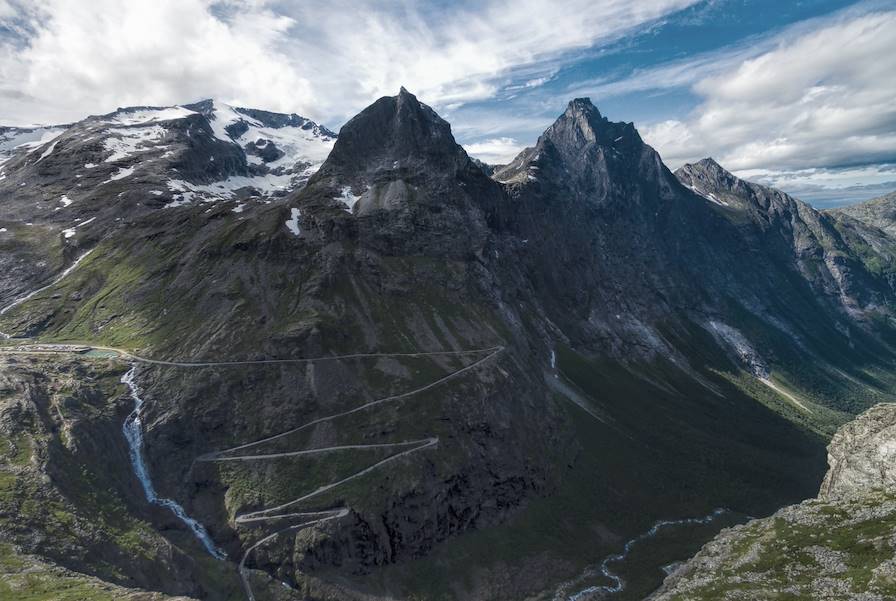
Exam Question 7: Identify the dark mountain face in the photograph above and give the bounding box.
[318,87,462,176]
[2,91,896,601]
[294,88,503,258]
[495,98,677,208]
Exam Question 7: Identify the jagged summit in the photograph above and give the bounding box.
[686,157,728,174]
[293,88,500,257]
[677,157,734,179]
[697,156,724,169]
[317,87,467,180]
[544,97,642,152]
[675,157,741,203]
[494,97,672,203]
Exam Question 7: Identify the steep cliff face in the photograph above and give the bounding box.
[296,87,502,258]
[820,403,896,499]
[649,403,896,601]
[676,158,896,322]
[0,355,216,597]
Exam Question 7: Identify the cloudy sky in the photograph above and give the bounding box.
[1,0,894,206]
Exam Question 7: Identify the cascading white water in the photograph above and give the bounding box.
[121,367,227,559]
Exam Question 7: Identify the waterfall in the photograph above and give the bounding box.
[121,367,227,559]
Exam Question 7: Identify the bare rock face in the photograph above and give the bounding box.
[294,87,502,259]
[676,158,896,322]
[820,402,896,500]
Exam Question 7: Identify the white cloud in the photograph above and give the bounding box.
[0,0,314,125]
[284,0,697,120]
[0,0,698,126]
[738,164,896,192]
[636,10,896,176]
[463,137,524,165]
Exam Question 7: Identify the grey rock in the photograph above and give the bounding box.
[820,402,896,500]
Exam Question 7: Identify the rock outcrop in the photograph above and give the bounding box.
[821,403,896,499]
[649,403,896,601]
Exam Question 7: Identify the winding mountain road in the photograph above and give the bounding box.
[1,323,503,601]
[192,345,503,601]
[0,254,744,601]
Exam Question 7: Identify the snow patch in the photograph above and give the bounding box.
[207,102,257,144]
[35,137,61,162]
[686,183,728,206]
[207,100,334,175]
[336,186,362,212]
[285,207,301,236]
[59,195,72,207]
[164,173,294,206]
[1,127,65,155]
[101,166,135,184]
[103,125,166,162]
[106,106,196,126]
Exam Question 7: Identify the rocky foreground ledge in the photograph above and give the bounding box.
[649,403,896,601]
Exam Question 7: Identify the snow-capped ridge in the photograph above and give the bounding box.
[0,98,339,210]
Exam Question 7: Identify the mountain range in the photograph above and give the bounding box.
[1,88,895,601]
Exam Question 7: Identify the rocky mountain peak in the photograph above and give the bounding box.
[688,157,731,180]
[493,98,670,203]
[558,97,603,143]
[675,157,820,219]
[675,157,741,200]
[695,156,726,171]
[542,97,642,155]
[293,89,499,258]
[180,98,215,116]
[314,87,470,182]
